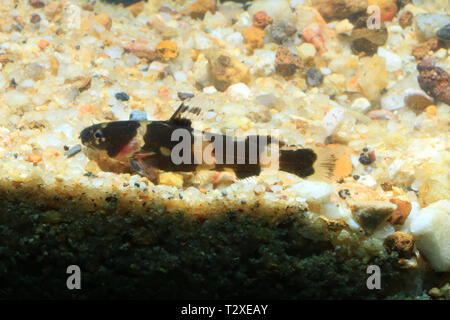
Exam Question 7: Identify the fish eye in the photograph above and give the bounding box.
[94,131,103,139]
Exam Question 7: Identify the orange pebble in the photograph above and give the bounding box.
[158,86,169,97]
[388,199,412,225]
[78,103,94,115]
[43,148,60,159]
[369,0,398,22]
[347,75,361,92]
[38,38,50,50]
[425,105,437,118]
[302,23,334,53]
[28,153,42,163]
[252,10,273,29]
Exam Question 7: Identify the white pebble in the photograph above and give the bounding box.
[346,218,362,231]
[226,83,251,99]
[351,97,371,113]
[288,180,333,204]
[270,185,282,193]
[387,25,403,34]
[358,174,377,187]
[39,134,62,148]
[321,203,351,220]
[334,19,353,36]
[194,33,212,50]
[111,103,128,120]
[381,94,405,110]
[203,86,217,94]
[322,107,345,136]
[4,91,30,107]
[234,12,251,29]
[378,48,402,72]
[21,79,35,88]
[206,111,216,120]
[148,61,167,72]
[225,32,244,46]
[251,49,276,76]
[91,178,104,188]
[320,68,332,76]
[53,124,74,140]
[173,71,187,82]
[65,4,81,30]
[297,43,316,59]
[192,54,210,87]
[410,200,450,272]
[9,115,20,125]
[104,46,124,59]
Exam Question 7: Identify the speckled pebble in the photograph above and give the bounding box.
[305,68,323,87]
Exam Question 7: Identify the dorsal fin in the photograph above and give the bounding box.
[167,103,203,127]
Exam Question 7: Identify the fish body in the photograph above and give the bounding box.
[80,103,338,183]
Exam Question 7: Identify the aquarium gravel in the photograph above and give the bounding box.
[0,0,448,299]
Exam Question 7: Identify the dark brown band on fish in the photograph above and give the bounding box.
[278,148,317,177]
[103,121,140,157]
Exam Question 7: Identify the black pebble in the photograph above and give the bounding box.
[359,154,372,165]
[338,189,351,199]
[9,78,17,88]
[306,68,324,87]
[115,92,130,101]
[437,23,450,41]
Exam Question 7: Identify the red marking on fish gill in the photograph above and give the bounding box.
[115,139,140,160]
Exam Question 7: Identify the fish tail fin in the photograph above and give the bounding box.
[308,146,339,182]
[279,146,339,182]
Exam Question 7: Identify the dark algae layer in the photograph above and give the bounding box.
[0,185,437,300]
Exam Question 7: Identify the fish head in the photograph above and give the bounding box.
[79,121,140,157]
[79,123,109,151]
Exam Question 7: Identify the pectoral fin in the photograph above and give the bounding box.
[129,152,159,183]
